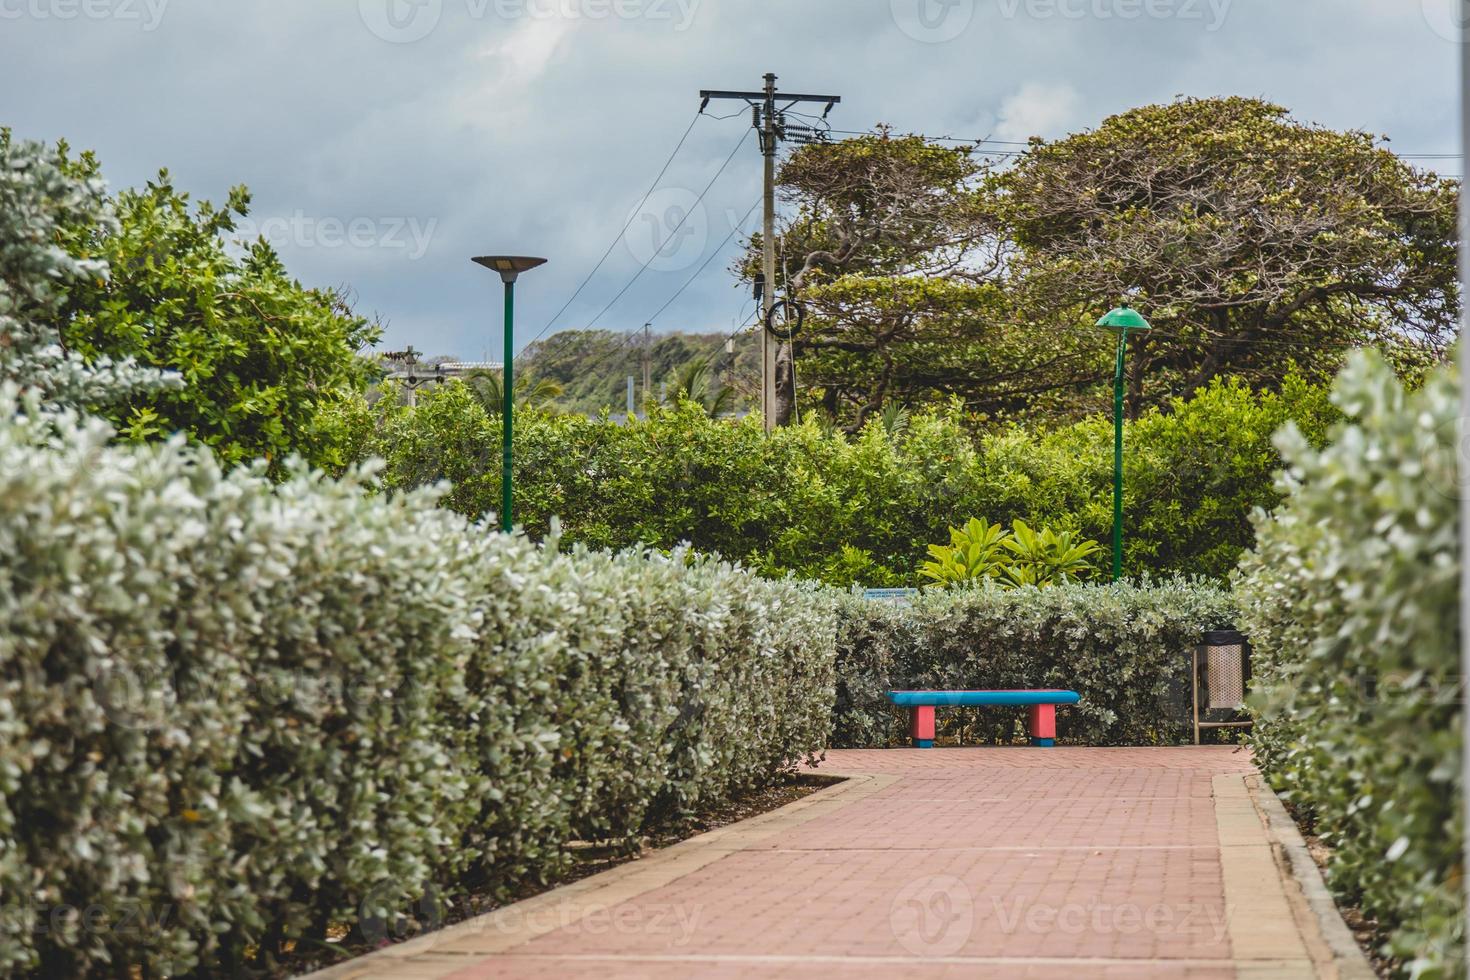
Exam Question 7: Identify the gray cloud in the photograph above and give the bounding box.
[0,0,1458,359]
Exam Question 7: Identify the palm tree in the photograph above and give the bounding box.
[463,369,564,415]
[662,355,735,417]
[877,402,911,439]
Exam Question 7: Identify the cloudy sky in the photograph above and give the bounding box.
[1,0,1461,360]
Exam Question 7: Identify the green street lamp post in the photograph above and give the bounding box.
[1095,303,1151,582]
[472,255,547,533]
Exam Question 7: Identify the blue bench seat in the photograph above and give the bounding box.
[885,689,1082,747]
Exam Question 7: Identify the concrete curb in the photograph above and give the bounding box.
[1246,776,1378,980]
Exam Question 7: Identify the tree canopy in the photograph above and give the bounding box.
[990,96,1459,410]
[764,98,1458,427]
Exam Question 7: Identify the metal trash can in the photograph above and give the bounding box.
[1192,630,1252,744]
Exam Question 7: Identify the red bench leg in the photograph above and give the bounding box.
[910,705,935,748]
[1028,704,1056,747]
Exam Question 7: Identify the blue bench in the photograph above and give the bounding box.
[886,690,1082,748]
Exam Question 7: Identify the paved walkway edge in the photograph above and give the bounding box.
[1246,774,1378,980]
[300,772,897,980]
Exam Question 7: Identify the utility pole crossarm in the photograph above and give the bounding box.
[699,89,841,107]
[698,89,764,101]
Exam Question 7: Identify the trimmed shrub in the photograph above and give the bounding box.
[356,374,1337,588]
[0,393,836,978]
[830,580,1235,748]
[1236,352,1462,976]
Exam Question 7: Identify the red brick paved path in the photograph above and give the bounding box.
[317,747,1344,980]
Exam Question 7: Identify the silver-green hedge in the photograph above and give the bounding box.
[1236,352,1462,977]
[0,393,837,977]
[830,581,1236,748]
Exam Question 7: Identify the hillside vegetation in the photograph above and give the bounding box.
[520,328,760,416]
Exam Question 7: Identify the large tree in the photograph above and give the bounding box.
[755,130,1001,425]
[772,99,1459,427]
[773,129,992,287]
[988,96,1459,412]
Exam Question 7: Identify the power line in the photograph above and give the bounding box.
[644,197,761,326]
[516,110,703,362]
[580,127,752,333]
[531,202,764,390]
[828,127,1025,148]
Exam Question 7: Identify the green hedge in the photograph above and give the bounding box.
[830,581,1235,748]
[355,373,1337,586]
[0,394,837,978]
[1236,352,1462,976]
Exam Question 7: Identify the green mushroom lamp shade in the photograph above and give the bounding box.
[1095,305,1152,331]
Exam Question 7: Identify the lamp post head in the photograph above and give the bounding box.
[472,255,548,284]
[1095,304,1152,332]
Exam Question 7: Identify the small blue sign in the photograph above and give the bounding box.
[861,588,919,602]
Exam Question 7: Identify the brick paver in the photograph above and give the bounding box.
[312,747,1346,980]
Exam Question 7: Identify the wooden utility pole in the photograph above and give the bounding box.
[760,73,777,430]
[698,75,839,431]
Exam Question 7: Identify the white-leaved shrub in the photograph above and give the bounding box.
[0,133,175,409]
[1236,351,1462,976]
[0,390,836,977]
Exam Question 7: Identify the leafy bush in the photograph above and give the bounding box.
[0,391,836,977]
[360,373,1336,586]
[983,374,1339,580]
[830,580,1235,749]
[53,158,381,474]
[1,133,379,474]
[1236,352,1462,975]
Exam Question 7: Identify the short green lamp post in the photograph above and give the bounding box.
[1095,303,1152,582]
[472,255,547,533]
